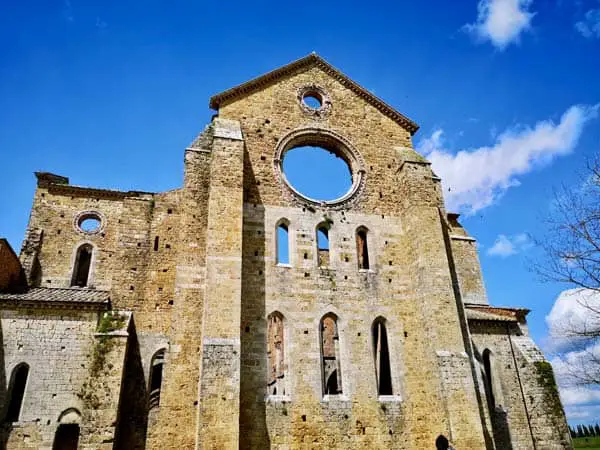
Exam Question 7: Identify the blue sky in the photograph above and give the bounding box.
[1,0,600,425]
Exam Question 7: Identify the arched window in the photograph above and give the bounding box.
[372,318,392,395]
[6,363,29,422]
[482,349,495,410]
[53,409,81,450]
[267,312,286,396]
[356,227,370,270]
[149,349,165,410]
[317,223,330,267]
[71,244,93,287]
[276,220,290,265]
[320,314,342,395]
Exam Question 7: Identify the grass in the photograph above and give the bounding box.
[573,436,600,449]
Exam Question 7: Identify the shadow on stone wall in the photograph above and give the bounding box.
[113,316,148,450]
[0,319,11,448]
[239,148,270,449]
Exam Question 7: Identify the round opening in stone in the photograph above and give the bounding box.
[302,92,322,109]
[78,215,101,233]
[282,146,352,202]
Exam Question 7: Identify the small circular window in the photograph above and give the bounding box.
[302,93,322,109]
[74,211,105,235]
[297,85,331,118]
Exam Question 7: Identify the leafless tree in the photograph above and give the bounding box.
[534,156,600,386]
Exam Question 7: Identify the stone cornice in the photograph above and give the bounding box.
[46,184,154,200]
[209,53,419,136]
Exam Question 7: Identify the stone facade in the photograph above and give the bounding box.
[0,54,571,449]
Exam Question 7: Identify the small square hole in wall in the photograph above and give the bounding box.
[137,243,141,247]
[166,244,171,249]
[388,279,392,283]
[304,253,308,259]
[358,332,361,336]
[344,275,348,280]
[167,209,173,214]
[304,330,309,334]
[404,331,408,338]
[57,229,61,234]
[60,213,64,218]
[260,155,266,161]
[389,261,393,265]
[168,300,174,305]
[245,326,250,332]
[255,250,259,256]
[344,256,349,262]
[258,270,263,275]
[130,286,135,291]
[257,181,261,186]
[302,415,307,422]
[304,272,310,278]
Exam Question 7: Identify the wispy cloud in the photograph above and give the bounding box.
[464,0,535,49]
[575,8,600,39]
[487,233,531,257]
[95,17,107,29]
[63,0,74,22]
[416,104,599,214]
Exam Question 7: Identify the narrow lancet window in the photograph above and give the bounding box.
[267,312,285,396]
[149,350,165,410]
[483,349,495,410]
[154,236,159,251]
[321,314,342,395]
[6,363,29,422]
[276,221,290,265]
[372,318,392,395]
[317,224,330,267]
[71,244,93,287]
[356,228,370,270]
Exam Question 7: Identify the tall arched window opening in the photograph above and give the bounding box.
[276,221,290,265]
[317,224,330,267]
[71,244,93,287]
[372,318,393,395]
[6,363,29,422]
[267,312,286,396]
[53,424,80,450]
[320,314,342,395]
[483,349,495,410]
[356,228,370,270]
[149,349,165,410]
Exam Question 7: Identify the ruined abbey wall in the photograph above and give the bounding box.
[0,54,571,449]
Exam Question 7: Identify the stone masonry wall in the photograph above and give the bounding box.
[0,308,97,448]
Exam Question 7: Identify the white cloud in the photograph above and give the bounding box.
[464,0,535,49]
[575,8,600,39]
[546,289,600,352]
[560,386,600,406]
[487,233,531,257]
[417,104,599,214]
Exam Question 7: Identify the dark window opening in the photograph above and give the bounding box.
[149,350,165,410]
[154,236,159,251]
[317,225,330,267]
[71,244,92,287]
[6,363,29,422]
[52,424,80,450]
[373,319,393,395]
[276,222,290,265]
[321,314,342,395]
[267,312,285,396]
[356,228,370,270]
[483,349,495,409]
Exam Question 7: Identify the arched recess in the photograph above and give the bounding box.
[482,348,504,410]
[149,349,166,410]
[356,226,370,270]
[53,408,81,450]
[5,363,29,423]
[320,313,343,395]
[316,223,330,267]
[372,317,393,395]
[267,311,286,396]
[276,219,290,265]
[70,243,94,287]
